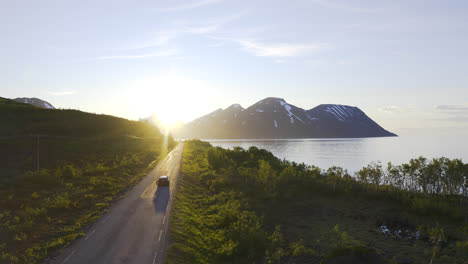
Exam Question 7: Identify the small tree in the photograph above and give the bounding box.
[258,160,278,197]
[411,156,428,197]
[356,167,369,186]
[359,161,383,190]
[401,163,414,192]
[326,166,344,192]
[387,162,403,198]
[428,223,446,264]
[425,158,443,197]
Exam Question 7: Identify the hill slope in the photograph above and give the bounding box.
[1,97,156,137]
[171,97,396,139]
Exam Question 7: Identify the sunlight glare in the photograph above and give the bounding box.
[124,71,213,131]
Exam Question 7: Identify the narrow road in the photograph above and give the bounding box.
[47,143,184,264]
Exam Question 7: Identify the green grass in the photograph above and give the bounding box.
[167,140,309,264]
[0,97,176,263]
[167,140,468,264]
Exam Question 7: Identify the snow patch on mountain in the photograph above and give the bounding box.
[43,102,53,109]
[325,105,358,121]
[13,97,55,109]
[279,100,303,124]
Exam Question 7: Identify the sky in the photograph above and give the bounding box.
[1,0,468,136]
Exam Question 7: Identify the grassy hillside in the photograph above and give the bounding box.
[0,97,159,137]
[167,140,468,264]
[0,97,176,263]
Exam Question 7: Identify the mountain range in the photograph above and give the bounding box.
[171,97,396,139]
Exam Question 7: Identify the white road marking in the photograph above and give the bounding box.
[62,250,75,264]
[159,230,163,241]
[84,229,96,241]
[162,216,166,225]
[102,215,111,223]
[152,251,158,264]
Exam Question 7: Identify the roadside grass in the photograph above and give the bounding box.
[0,97,176,263]
[167,140,468,264]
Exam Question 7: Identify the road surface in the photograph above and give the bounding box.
[47,143,184,264]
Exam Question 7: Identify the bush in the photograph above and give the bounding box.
[50,195,71,209]
[21,169,60,186]
[61,165,78,179]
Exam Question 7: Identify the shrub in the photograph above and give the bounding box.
[50,195,71,209]
[61,165,78,179]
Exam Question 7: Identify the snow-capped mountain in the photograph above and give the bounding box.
[13,97,55,109]
[171,97,397,139]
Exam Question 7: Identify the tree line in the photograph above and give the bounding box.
[208,144,468,220]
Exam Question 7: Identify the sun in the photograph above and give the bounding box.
[148,109,184,132]
[126,71,209,129]
[156,111,180,128]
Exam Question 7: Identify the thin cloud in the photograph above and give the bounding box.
[310,0,376,13]
[156,0,222,12]
[435,104,468,112]
[378,105,401,114]
[178,10,249,34]
[130,32,178,50]
[92,49,177,60]
[434,104,468,122]
[234,39,327,58]
[48,90,76,96]
[378,105,417,114]
[185,25,219,34]
[432,116,468,122]
[127,10,248,51]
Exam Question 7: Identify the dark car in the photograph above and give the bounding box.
[157,176,170,186]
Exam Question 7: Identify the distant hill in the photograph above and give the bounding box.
[0,97,160,137]
[171,97,397,139]
[13,97,55,109]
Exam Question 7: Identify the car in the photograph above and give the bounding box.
[157,175,170,186]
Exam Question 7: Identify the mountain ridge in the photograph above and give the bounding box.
[13,97,55,109]
[171,97,397,139]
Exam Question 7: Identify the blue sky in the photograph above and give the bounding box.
[1,0,468,135]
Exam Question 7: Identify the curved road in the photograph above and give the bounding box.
[47,143,183,264]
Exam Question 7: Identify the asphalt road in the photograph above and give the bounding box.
[47,143,184,264]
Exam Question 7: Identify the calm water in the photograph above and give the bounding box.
[206,136,468,173]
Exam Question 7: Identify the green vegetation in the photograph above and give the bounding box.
[168,140,468,264]
[0,97,176,263]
